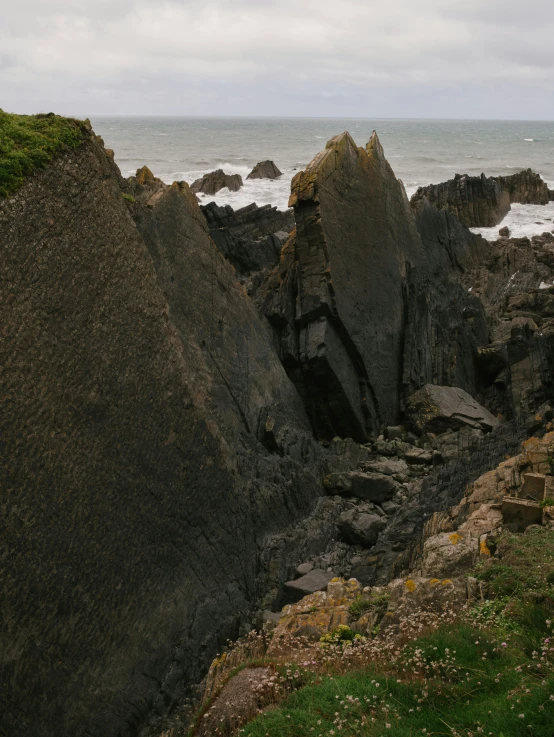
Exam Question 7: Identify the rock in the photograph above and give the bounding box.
[420,531,478,577]
[324,471,398,502]
[411,172,511,227]
[190,168,243,195]
[385,426,403,440]
[283,569,336,602]
[201,201,294,276]
[338,509,387,547]
[258,131,423,440]
[404,448,434,465]
[411,169,551,228]
[0,119,322,737]
[296,562,314,577]
[499,226,511,237]
[406,384,500,434]
[361,458,410,477]
[246,160,283,180]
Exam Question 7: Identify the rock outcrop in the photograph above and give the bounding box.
[246,160,282,180]
[258,132,489,441]
[190,168,243,195]
[411,169,553,228]
[410,173,511,228]
[499,168,551,205]
[201,201,294,277]
[0,123,321,737]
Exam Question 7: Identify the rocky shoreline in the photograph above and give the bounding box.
[2,113,554,737]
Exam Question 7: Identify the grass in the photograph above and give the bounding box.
[231,529,554,737]
[0,109,87,197]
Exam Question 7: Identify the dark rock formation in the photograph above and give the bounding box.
[411,169,553,228]
[0,127,322,737]
[190,168,243,195]
[338,508,386,547]
[258,132,423,441]
[410,173,511,228]
[246,160,282,180]
[499,168,551,205]
[405,384,499,434]
[201,201,294,276]
[258,132,489,441]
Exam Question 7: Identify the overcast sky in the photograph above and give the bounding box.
[2,0,554,119]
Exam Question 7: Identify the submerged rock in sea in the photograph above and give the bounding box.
[190,168,243,195]
[246,160,283,180]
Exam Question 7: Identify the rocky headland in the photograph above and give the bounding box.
[2,111,554,737]
[411,168,554,227]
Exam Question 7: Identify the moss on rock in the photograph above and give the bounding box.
[0,110,87,197]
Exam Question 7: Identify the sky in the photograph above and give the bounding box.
[2,0,554,119]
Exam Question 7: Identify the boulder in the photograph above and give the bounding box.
[499,226,510,237]
[190,168,243,195]
[283,569,336,602]
[324,471,399,502]
[406,384,499,434]
[338,509,387,547]
[420,531,478,577]
[246,160,282,180]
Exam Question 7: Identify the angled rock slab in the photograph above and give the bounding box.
[283,569,336,603]
[406,384,499,434]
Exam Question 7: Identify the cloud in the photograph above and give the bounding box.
[1,0,553,117]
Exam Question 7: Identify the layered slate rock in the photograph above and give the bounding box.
[411,169,553,228]
[411,173,511,228]
[258,132,489,441]
[246,160,282,180]
[259,132,423,440]
[406,384,499,434]
[201,201,294,276]
[0,126,321,737]
[190,168,243,195]
[499,169,552,205]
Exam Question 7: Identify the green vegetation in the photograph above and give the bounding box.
[0,110,86,197]
[238,529,554,737]
[122,193,136,204]
[349,593,390,619]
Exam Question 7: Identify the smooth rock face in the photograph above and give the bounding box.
[190,168,243,195]
[201,201,294,275]
[411,172,511,228]
[406,384,500,434]
[0,131,321,737]
[246,160,283,180]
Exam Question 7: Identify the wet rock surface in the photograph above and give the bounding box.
[411,169,553,227]
[190,168,243,195]
[246,160,282,179]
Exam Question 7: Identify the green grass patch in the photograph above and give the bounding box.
[0,109,87,197]
[240,529,554,737]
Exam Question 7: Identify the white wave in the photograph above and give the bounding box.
[524,138,534,142]
[471,202,554,240]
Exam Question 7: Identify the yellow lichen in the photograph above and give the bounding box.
[449,533,463,545]
[405,579,417,592]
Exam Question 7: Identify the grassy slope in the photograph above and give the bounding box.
[0,110,86,197]
[241,529,554,737]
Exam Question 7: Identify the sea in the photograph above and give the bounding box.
[90,117,554,240]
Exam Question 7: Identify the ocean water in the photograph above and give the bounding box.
[91,116,554,237]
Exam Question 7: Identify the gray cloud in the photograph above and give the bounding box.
[1,0,553,117]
